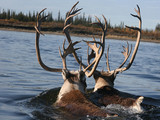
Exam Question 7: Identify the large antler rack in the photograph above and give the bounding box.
[63,2,83,66]
[63,1,107,77]
[35,8,81,72]
[83,15,107,77]
[106,5,142,74]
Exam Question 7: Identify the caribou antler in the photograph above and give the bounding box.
[114,5,142,73]
[91,5,142,91]
[83,39,104,77]
[106,42,132,73]
[105,45,110,72]
[63,1,107,77]
[82,15,107,77]
[35,8,62,72]
[59,39,81,69]
[104,5,141,76]
[63,1,83,66]
[35,8,81,72]
[119,42,132,68]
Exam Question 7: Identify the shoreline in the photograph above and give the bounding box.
[0,27,160,43]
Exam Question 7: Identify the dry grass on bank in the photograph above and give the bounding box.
[0,19,160,43]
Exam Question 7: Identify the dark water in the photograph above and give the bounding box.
[0,30,160,120]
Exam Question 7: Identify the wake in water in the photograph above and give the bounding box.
[18,88,160,120]
[101,104,144,120]
[104,104,144,115]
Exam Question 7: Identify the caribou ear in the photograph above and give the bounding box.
[136,96,144,104]
[78,71,86,81]
[62,69,70,80]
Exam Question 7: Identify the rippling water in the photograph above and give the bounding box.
[0,30,160,120]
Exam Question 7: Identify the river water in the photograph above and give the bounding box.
[0,30,160,120]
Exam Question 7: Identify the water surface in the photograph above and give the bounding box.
[0,30,160,119]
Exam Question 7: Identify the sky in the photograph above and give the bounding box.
[0,0,160,30]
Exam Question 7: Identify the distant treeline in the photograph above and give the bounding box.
[1,8,160,32]
[0,8,114,28]
[0,8,160,40]
[155,23,160,31]
[2,8,160,31]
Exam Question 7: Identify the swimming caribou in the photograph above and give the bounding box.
[93,5,144,112]
[64,2,144,112]
[34,2,117,118]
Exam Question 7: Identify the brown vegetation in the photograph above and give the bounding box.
[0,19,160,42]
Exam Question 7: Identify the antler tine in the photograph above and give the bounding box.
[35,9,62,72]
[79,56,82,71]
[83,40,103,51]
[59,47,66,69]
[102,15,107,31]
[64,12,80,27]
[64,1,82,28]
[37,8,47,18]
[92,15,107,32]
[125,5,141,31]
[35,8,48,36]
[118,42,132,69]
[64,1,82,27]
[87,47,95,65]
[92,36,98,47]
[92,16,104,31]
[115,5,142,73]
[83,40,103,62]
[82,40,105,77]
[85,39,100,65]
[59,40,81,69]
[86,36,97,65]
[67,1,82,16]
[105,45,110,72]
[62,39,67,51]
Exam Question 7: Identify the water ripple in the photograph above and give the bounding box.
[0,30,160,120]
[0,74,12,78]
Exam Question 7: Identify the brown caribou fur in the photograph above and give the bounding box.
[55,90,117,117]
[91,86,143,112]
[53,70,117,117]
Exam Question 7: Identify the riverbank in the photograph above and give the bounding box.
[1,27,160,43]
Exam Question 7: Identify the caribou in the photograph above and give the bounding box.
[64,2,144,112]
[95,5,143,112]
[34,3,117,118]
[89,5,144,113]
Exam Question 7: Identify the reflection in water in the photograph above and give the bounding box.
[0,30,160,119]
